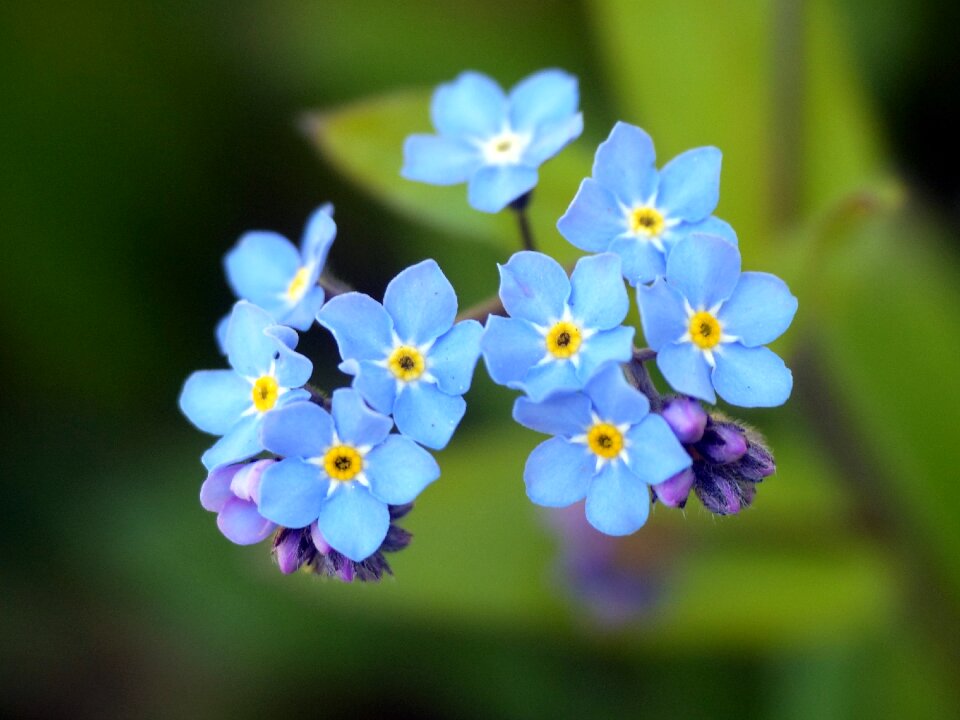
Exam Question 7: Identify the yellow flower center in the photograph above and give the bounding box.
[629,207,665,237]
[251,375,279,412]
[545,321,582,359]
[388,345,425,381]
[286,266,311,302]
[587,423,624,459]
[323,445,363,482]
[689,311,722,350]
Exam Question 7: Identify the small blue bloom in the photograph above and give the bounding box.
[317,259,482,450]
[557,122,737,285]
[513,364,692,535]
[180,301,313,470]
[481,251,635,402]
[402,69,583,213]
[257,389,440,562]
[200,460,277,545]
[637,233,798,407]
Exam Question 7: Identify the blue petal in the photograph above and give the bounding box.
[522,358,581,402]
[179,370,250,435]
[468,164,538,213]
[224,232,300,315]
[316,483,390,562]
[524,437,593,507]
[365,435,440,505]
[225,301,283,378]
[431,71,506,139]
[508,68,579,133]
[585,461,650,535]
[718,272,797,347]
[584,364,649,426]
[402,135,483,185]
[665,234,741,310]
[281,285,325,332]
[200,464,242,512]
[349,360,397,415]
[217,497,275,545]
[656,146,722,222]
[623,415,692,485]
[656,342,716,403]
[480,316,546,386]
[300,204,337,268]
[522,113,583,166]
[317,292,394,361]
[498,251,570,323]
[576,326,635,383]
[557,178,625,252]
[428,320,483,396]
[260,401,334,459]
[201,414,262,470]
[569,253,628,330]
[592,122,658,204]
[393,382,466,450]
[637,278,687,350]
[258,458,328,528]
[331,387,392,448]
[665,215,738,248]
[712,344,793,407]
[512,392,593,437]
[609,235,666,286]
[265,324,299,349]
[215,313,230,355]
[384,259,457,345]
[272,336,313,389]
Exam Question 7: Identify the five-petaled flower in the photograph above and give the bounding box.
[402,69,583,213]
[256,389,440,562]
[180,301,313,469]
[317,259,482,450]
[637,233,797,407]
[514,364,692,535]
[557,122,737,286]
[481,251,634,402]
[200,460,277,545]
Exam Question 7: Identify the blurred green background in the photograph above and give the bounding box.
[3,1,960,717]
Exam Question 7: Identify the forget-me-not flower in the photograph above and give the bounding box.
[514,364,692,535]
[200,460,277,545]
[257,389,440,562]
[317,259,482,450]
[180,301,313,469]
[402,69,583,213]
[557,122,737,285]
[481,251,634,402]
[637,234,797,407]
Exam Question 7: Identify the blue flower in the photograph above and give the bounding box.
[557,122,737,285]
[637,234,797,407]
[402,69,583,213]
[317,259,482,450]
[513,364,692,535]
[257,389,440,562]
[480,251,634,402]
[179,301,313,470]
[199,460,277,545]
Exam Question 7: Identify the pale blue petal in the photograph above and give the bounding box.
[428,320,483,396]
[217,497,275,545]
[317,293,394,361]
[508,68,579,132]
[524,437,593,507]
[331,387,392,448]
[350,360,397,415]
[657,146,722,222]
[609,236,666,286]
[282,286,325,332]
[401,134,483,185]
[512,392,593,437]
[393,382,466,450]
[179,370,250,435]
[264,324,298,349]
[431,71,506,138]
[480,316,546,385]
[584,364,649,425]
[365,435,440,505]
[215,314,230,355]
[576,326,635,382]
[258,458,328,528]
[201,414,262,470]
[272,339,313,389]
[300,205,337,268]
[260,401,334,459]
[225,301,281,378]
[585,461,650,535]
[200,464,242,513]
[718,272,797,347]
[522,358,581,402]
[557,178,625,252]
[569,253,628,330]
[624,415,692,485]
[656,342,716,403]
[384,259,457,345]
[316,484,390,562]
[665,215,738,248]
[522,113,583,166]
[498,251,570,323]
[224,232,299,314]
[665,234,741,310]
[712,344,793,407]
[637,278,687,350]
[593,122,658,203]
[468,164,538,213]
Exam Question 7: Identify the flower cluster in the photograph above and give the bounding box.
[179,67,796,584]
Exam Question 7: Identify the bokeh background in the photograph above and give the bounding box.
[4,1,960,717]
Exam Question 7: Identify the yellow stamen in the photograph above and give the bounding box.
[629,207,665,237]
[388,345,425,381]
[251,376,279,412]
[587,423,624,459]
[286,267,310,302]
[689,311,722,350]
[545,321,582,359]
[323,445,363,482]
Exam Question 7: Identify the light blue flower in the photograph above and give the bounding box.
[180,301,312,470]
[317,259,482,450]
[557,122,737,286]
[402,69,583,213]
[513,364,691,535]
[480,251,634,402]
[257,389,440,562]
[637,233,797,407]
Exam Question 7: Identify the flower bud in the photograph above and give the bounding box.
[652,467,695,508]
[660,397,708,444]
[696,422,748,464]
[230,458,275,504]
[737,440,776,481]
[273,529,306,574]
[694,464,757,515]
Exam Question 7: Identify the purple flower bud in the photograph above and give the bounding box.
[338,561,355,583]
[694,464,756,515]
[738,441,776,481]
[652,467,695,508]
[230,458,275,504]
[660,397,708,444]
[696,422,748,464]
[310,521,332,555]
[273,529,305,574]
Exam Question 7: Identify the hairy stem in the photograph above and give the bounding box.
[626,347,662,410]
